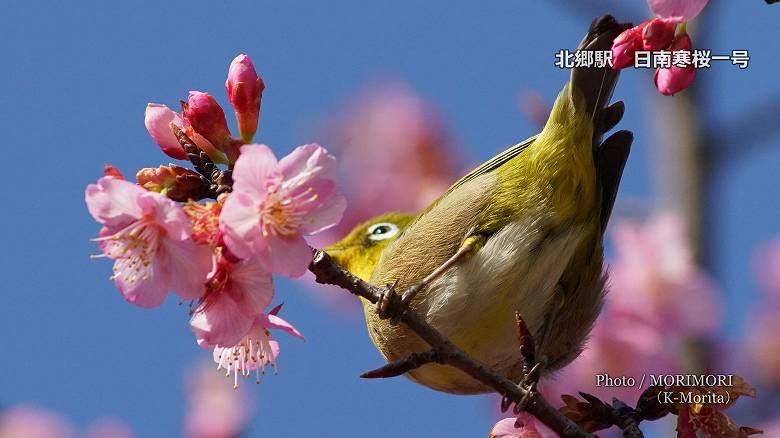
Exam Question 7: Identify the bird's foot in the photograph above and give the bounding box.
[512,356,548,414]
[376,279,400,320]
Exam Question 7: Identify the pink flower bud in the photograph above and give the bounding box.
[641,18,678,51]
[654,33,695,96]
[612,19,679,70]
[144,103,186,159]
[181,91,232,150]
[103,164,124,180]
[226,54,265,143]
[611,24,644,70]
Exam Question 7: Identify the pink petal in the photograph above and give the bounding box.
[85,177,144,228]
[648,0,709,21]
[136,192,191,241]
[258,234,313,277]
[300,193,347,234]
[491,418,523,437]
[161,238,212,301]
[113,260,168,308]
[144,103,186,160]
[231,144,278,197]
[262,313,305,340]
[220,192,262,260]
[190,294,255,348]
[278,143,338,182]
[227,258,274,318]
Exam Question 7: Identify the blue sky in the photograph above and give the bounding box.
[2,1,778,436]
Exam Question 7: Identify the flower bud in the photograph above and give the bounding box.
[641,18,678,51]
[611,18,679,69]
[103,164,124,180]
[136,165,207,201]
[654,33,695,96]
[226,54,265,143]
[145,103,186,159]
[611,25,644,70]
[181,91,233,150]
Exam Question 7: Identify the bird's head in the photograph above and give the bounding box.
[325,212,415,281]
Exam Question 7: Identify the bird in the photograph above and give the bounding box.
[325,15,633,394]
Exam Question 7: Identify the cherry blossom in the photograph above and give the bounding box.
[220,143,346,277]
[213,310,304,388]
[86,176,212,307]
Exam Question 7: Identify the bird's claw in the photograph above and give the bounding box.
[400,283,422,305]
[512,358,546,414]
[376,279,400,320]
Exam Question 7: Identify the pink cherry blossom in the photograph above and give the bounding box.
[86,176,212,308]
[608,211,720,337]
[0,404,75,438]
[315,83,460,247]
[212,310,304,388]
[745,310,780,386]
[648,0,709,21]
[489,414,557,438]
[226,54,264,143]
[190,255,274,348]
[654,33,696,96]
[145,103,186,160]
[220,143,346,277]
[184,362,252,438]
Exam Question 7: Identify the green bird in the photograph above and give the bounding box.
[326,15,633,394]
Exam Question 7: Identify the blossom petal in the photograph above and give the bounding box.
[220,192,262,260]
[136,191,192,241]
[113,258,168,308]
[228,258,274,318]
[161,239,212,300]
[300,192,347,234]
[145,103,186,159]
[85,177,144,228]
[262,313,305,340]
[278,143,338,183]
[258,234,312,277]
[232,144,278,196]
[190,295,254,348]
[648,0,708,21]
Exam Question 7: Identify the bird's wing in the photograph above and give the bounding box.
[595,130,633,232]
[443,136,535,197]
[415,135,536,220]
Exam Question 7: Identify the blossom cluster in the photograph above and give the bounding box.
[86,54,345,388]
[611,0,710,95]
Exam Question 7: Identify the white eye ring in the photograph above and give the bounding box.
[367,222,400,241]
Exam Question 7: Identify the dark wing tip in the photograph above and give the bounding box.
[596,129,633,232]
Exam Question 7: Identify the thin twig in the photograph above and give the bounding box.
[360,350,442,378]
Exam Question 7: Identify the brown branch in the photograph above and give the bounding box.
[308,249,595,438]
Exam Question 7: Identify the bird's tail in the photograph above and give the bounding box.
[569,15,632,143]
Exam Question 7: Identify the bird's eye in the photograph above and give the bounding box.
[367,222,400,241]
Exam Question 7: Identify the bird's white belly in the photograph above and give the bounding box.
[419,214,585,371]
